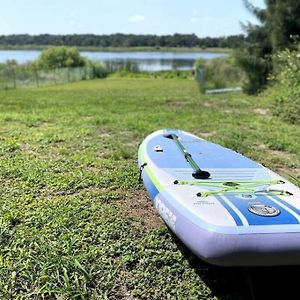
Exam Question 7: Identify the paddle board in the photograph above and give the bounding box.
[138,129,300,266]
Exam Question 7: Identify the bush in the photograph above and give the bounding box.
[270,45,300,124]
[195,56,245,91]
[86,61,110,79]
[36,47,86,69]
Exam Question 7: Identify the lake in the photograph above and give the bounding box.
[0,50,227,71]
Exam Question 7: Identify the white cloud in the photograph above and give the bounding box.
[129,15,147,23]
[190,17,197,23]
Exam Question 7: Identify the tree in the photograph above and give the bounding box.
[267,0,300,50]
[236,0,300,94]
[36,46,86,69]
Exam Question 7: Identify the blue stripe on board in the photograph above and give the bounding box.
[215,195,244,226]
[225,194,299,226]
[141,168,159,200]
[271,194,300,218]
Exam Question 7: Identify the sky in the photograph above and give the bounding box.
[0,0,265,37]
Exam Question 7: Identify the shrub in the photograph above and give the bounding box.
[86,61,110,79]
[270,44,300,124]
[117,61,140,74]
[195,55,245,91]
[36,47,86,69]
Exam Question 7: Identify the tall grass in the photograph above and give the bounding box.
[195,56,245,91]
[268,44,300,124]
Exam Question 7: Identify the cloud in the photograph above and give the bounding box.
[190,17,197,23]
[129,15,147,23]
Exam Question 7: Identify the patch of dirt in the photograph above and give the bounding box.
[121,189,164,231]
[115,283,137,300]
[200,131,217,138]
[268,149,292,159]
[257,144,300,181]
[20,143,41,157]
[82,165,96,172]
[79,114,94,119]
[222,109,235,114]
[203,102,240,114]
[203,102,213,108]
[257,144,268,150]
[125,141,139,148]
[164,99,189,107]
[253,108,269,115]
[257,144,294,160]
[277,167,300,177]
[98,132,110,138]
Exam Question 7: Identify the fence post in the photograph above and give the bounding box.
[11,68,16,89]
[34,70,39,87]
[195,69,205,94]
[67,67,70,82]
[53,69,57,85]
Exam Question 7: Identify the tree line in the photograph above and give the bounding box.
[0,33,246,49]
[236,0,300,123]
[237,0,300,94]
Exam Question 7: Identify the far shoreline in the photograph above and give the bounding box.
[0,45,231,53]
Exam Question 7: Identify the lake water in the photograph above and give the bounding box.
[0,50,227,71]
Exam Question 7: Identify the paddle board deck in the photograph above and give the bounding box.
[138,129,300,266]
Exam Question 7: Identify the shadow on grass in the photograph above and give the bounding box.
[171,230,300,300]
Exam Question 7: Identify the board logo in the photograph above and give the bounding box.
[154,197,176,231]
[248,204,280,217]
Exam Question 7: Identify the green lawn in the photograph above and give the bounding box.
[0,77,299,299]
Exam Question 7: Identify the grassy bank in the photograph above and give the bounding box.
[0,77,299,299]
[0,45,231,53]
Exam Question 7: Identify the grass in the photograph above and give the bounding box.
[0,76,299,299]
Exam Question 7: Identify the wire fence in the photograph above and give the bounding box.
[195,67,242,94]
[0,66,103,90]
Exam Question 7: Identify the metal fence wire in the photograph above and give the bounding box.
[0,66,97,90]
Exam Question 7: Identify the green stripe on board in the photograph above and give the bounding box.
[139,144,164,192]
